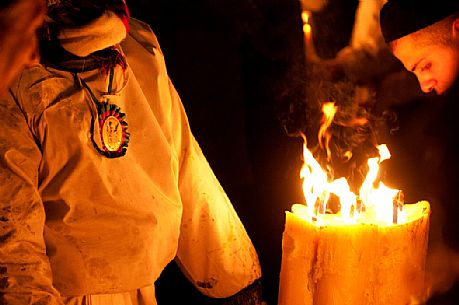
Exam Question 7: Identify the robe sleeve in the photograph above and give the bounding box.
[169,79,262,298]
[0,81,63,305]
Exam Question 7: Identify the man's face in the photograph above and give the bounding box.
[392,33,459,95]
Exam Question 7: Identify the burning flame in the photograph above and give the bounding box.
[318,101,337,160]
[298,102,405,225]
[301,11,311,34]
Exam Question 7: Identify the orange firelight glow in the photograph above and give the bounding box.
[297,102,405,225]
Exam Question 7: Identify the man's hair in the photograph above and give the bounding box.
[390,12,459,50]
[380,0,459,44]
[411,12,458,46]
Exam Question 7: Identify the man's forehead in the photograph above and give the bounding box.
[392,36,420,70]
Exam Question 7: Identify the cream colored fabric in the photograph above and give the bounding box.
[0,19,261,305]
[58,11,127,57]
[62,285,156,305]
[350,0,386,55]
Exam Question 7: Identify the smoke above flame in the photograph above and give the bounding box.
[300,102,404,225]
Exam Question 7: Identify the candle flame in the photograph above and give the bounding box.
[301,9,319,63]
[302,11,312,35]
[301,11,311,24]
[299,103,404,225]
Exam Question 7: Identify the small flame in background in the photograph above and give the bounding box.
[299,102,405,225]
[301,11,312,34]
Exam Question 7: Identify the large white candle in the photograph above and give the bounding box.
[278,201,430,305]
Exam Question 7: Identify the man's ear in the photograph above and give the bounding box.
[453,17,459,39]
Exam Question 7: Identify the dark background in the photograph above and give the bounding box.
[128,1,459,304]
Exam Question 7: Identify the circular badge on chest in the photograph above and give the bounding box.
[95,103,130,158]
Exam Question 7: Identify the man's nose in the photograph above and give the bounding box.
[419,78,437,93]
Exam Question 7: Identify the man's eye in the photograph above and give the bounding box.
[421,63,431,72]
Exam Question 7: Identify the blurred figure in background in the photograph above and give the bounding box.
[0,0,45,96]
